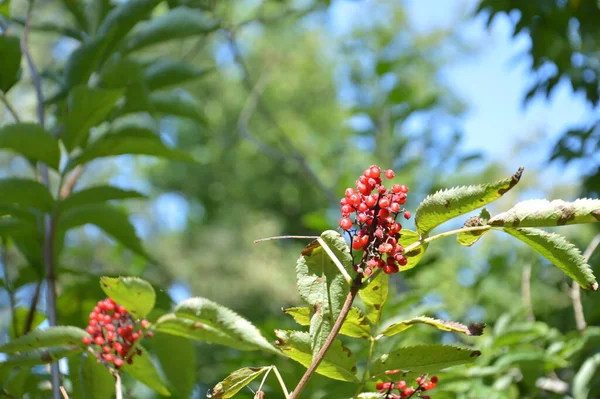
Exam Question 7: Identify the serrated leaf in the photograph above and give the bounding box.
[359,270,389,325]
[208,367,270,399]
[60,185,145,212]
[0,347,83,370]
[398,229,427,271]
[0,123,61,169]
[489,199,600,227]
[0,35,21,93]
[0,178,54,212]
[99,276,156,318]
[274,330,358,382]
[503,227,597,290]
[63,85,123,151]
[297,230,352,357]
[0,326,87,353]
[457,208,491,247]
[123,346,170,396]
[58,204,152,260]
[415,167,523,235]
[68,125,196,169]
[149,90,206,122]
[122,7,220,53]
[573,353,600,399]
[81,353,114,399]
[153,333,196,399]
[369,344,482,379]
[283,307,371,339]
[9,307,46,340]
[144,59,211,90]
[378,316,485,338]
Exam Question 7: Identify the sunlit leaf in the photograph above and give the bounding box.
[457,208,491,247]
[378,316,485,338]
[283,307,371,339]
[0,178,54,212]
[0,347,83,370]
[0,326,87,353]
[0,123,61,169]
[208,367,270,399]
[123,346,170,396]
[99,276,156,319]
[60,185,146,211]
[359,269,388,324]
[573,353,600,399]
[489,199,600,227]
[398,229,427,271]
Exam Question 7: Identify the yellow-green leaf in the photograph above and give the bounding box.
[208,367,270,399]
[377,316,485,339]
[489,199,600,228]
[99,276,156,318]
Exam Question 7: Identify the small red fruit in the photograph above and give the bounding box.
[385,169,395,179]
[403,211,411,219]
[421,382,435,391]
[396,380,407,390]
[430,376,439,384]
[82,336,92,345]
[114,358,123,368]
[339,217,353,230]
[401,387,415,398]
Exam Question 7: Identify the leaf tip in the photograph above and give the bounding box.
[467,322,486,336]
[593,282,598,291]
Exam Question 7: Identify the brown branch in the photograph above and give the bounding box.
[59,165,83,199]
[572,233,600,330]
[254,235,318,243]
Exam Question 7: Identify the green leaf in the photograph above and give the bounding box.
[489,199,600,227]
[296,230,352,357]
[123,346,170,396]
[503,227,598,291]
[122,7,220,53]
[58,204,152,260]
[144,59,211,90]
[415,167,523,235]
[369,344,482,379]
[283,307,371,339]
[0,0,10,17]
[80,353,115,399]
[0,347,83,370]
[457,208,491,246]
[9,307,46,340]
[573,353,600,399]
[208,367,270,399]
[60,185,145,212]
[153,333,196,399]
[377,316,485,338]
[62,37,105,93]
[149,90,206,122]
[0,326,87,353]
[398,229,427,271]
[99,276,156,319]
[69,125,196,169]
[0,123,61,169]
[0,178,54,212]
[0,35,21,92]
[0,218,39,239]
[359,269,389,324]
[2,369,30,398]
[274,330,358,382]
[158,296,278,354]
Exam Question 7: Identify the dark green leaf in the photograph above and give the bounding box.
[489,199,600,227]
[359,269,388,324]
[0,218,39,239]
[97,57,150,115]
[58,204,152,260]
[144,59,211,90]
[296,230,352,357]
[0,0,10,17]
[377,316,485,338]
[99,276,156,319]
[153,332,196,399]
[0,326,87,353]
[149,90,206,122]
[0,178,54,212]
[122,7,220,53]
[369,344,482,379]
[457,208,491,246]
[208,367,270,399]
[503,228,597,290]
[123,346,170,396]
[398,229,427,271]
[62,85,123,151]
[0,35,21,92]
[60,185,145,212]
[2,369,30,398]
[415,167,523,235]
[283,307,371,339]
[81,353,115,399]
[573,353,600,399]
[0,347,83,370]
[9,307,46,340]
[274,330,358,382]
[63,37,105,93]
[0,123,61,169]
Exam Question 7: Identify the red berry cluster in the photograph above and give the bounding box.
[81,298,152,368]
[339,165,410,275]
[375,374,439,399]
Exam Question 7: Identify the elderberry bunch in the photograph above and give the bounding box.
[339,165,410,275]
[81,298,152,368]
[376,373,439,399]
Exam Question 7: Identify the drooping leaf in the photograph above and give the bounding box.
[62,37,105,94]
[283,307,371,339]
[58,204,152,260]
[283,307,311,325]
[98,56,150,115]
[415,167,523,235]
[457,208,491,246]
[60,0,88,32]
[153,333,196,399]
[0,35,21,93]
[0,326,87,353]
[169,297,279,354]
[0,123,61,169]
[80,353,115,399]
[274,330,358,382]
[359,269,389,325]
[9,16,84,41]
[489,199,600,227]
[503,228,597,290]
[398,229,427,271]
[0,178,54,212]
[122,7,220,53]
[369,344,482,379]
[572,353,600,399]
[0,347,83,370]
[9,307,46,340]
[123,346,171,396]
[68,125,196,169]
[62,85,123,151]
[99,276,156,319]
[208,367,270,399]
[60,185,146,211]
[144,59,211,90]
[377,316,485,338]
[149,90,206,122]
[296,230,352,357]
[0,218,40,239]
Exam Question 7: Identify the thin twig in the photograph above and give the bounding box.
[23,279,42,334]
[115,372,123,399]
[271,366,290,399]
[59,386,69,399]
[254,235,318,243]
[59,165,84,199]
[0,239,18,338]
[317,237,353,286]
[0,92,21,122]
[572,233,600,330]
[521,263,535,321]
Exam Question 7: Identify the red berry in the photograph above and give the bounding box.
[352,240,364,250]
[401,387,415,398]
[145,331,154,338]
[403,211,411,219]
[348,194,361,206]
[396,255,407,266]
[396,380,407,390]
[103,353,114,362]
[132,332,140,341]
[385,169,395,179]
[82,336,92,345]
[421,382,435,391]
[398,185,408,193]
[370,166,381,178]
[363,168,373,178]
[365,195,377,208]
[379,198,390,208]
[385,369,400,375]
[86,326,96,335]
[339,217,353,230]
[345,188,355,197]
[94,336,105,345]
[390,202,400,213]
[430,376,439,384]
[376,382,385,390]
[383,265,394,274]
[114,358,123,368]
